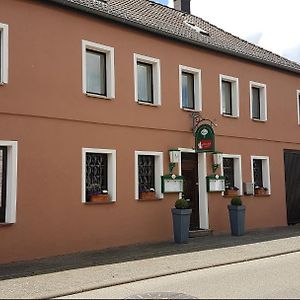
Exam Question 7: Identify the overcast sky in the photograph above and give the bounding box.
[153,0,300,63]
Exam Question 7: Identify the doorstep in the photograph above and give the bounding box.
[189,229,213,238]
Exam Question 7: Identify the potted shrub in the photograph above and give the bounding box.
[140,188,156,200]
[224,186,239,197]
[171,198,192,244]
[228,196,246,236]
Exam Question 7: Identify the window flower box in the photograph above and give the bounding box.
[224,187,239,197]
[89,190,110,203]
[254,186,268,196]
[140,190,156,201]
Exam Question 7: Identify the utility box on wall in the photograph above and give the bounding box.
[206,175,226,193]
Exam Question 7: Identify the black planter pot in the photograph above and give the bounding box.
[228,205,246,236]
[171,208,192,243]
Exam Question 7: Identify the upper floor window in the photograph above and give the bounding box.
[135,151,163,200]
[220,75,239,118]
[82,40,115,99]
[297,90,300,125]
[179,65,202,111]
[134,54,161,106]
[0,141,18,224]
[250,81,267,121]
[251,156,271,196]
[0,23,9,85]
[82,148,116,203]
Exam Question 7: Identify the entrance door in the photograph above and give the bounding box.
[284,150,300,225]
[181,153,199,230]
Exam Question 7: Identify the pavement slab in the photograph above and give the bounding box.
[1,226,300,299]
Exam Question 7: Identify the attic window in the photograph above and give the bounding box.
[184,20,209,36]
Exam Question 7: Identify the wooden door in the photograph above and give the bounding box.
[181,153,200,230]
[284,150,300,225]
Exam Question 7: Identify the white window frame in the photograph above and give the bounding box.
[82,40,115,99]
[0,141,18,224]
[82,148,117,203]
[134,54,161,106]
[135,151,163,200]
[297,90,300,125]
[179,65,202,112]
[219,74,240,118]
[221,154,243,196]
[251,156,271,195]
[0,23,9,85]
[250,81,268,122]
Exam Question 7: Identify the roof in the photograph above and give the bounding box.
[49,0,300,74]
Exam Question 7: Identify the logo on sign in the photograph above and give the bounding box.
[198,139,212,150]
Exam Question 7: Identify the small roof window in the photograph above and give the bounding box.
[184,20,209,36]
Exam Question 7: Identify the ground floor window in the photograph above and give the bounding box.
[251,156,271,195]
[135,151,163,200]
[0,141,17,224]
[221,154,243,196]
[82,148,116,203]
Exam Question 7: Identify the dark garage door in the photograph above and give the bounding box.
[284,150,300,225]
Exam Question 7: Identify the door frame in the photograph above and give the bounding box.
[178,148,209,230]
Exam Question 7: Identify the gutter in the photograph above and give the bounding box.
[49,0,300,75]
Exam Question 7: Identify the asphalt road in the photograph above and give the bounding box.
[61,252,300,299]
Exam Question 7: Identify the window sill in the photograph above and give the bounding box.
[137,101,161,107]
[221,113,239,119]
[182,107,200,113]
[137,198,163,202]
[254,194,271,197]
[223,194,243,198]
[0,82,6,86]
[0,223,13,227]
[252,118,267,123]
[84,201,116,205]
[85,93,114,101]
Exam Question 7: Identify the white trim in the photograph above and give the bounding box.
[219,74,240,118]
[82,148,117,203]
[0,141,18,224]
[0,23,9,84]
[134,151,163,200]
[249,81,268,122]
[179,65,202,112]
[82,40,115,99]
[133,53,161,106]
[178,148,209,230]
[250,156,271,195]
[221,154,243,196]
[297,90,300,125]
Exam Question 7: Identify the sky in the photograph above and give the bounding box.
[152,0,300,63]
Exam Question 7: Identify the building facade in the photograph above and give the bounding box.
[0,0,300,264]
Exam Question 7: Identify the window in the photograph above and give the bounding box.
[134,54,161,106]
[82,40,115,99]
[251,156,271,195]
[250,82,267,121]
[82,148,116,203]
[179,65,202,111]
[135,151,163,200]
[0,141,18,224]
[297,90,300,125]
[137,62,153,103]
[220,75,239,117]
[0,23,9,85]
[221,154,243,195]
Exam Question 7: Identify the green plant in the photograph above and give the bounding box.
[175,198,190,209]
[231,196,243,206]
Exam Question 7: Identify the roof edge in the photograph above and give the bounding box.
[49,0,300,75]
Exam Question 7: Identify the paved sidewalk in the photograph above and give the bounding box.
[1,226,300,299]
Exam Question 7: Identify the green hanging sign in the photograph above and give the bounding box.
[195,124,215,153]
